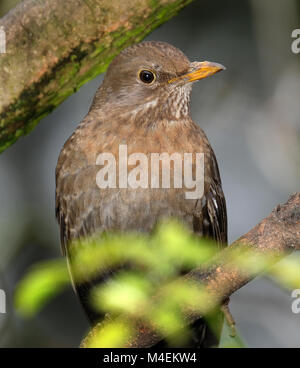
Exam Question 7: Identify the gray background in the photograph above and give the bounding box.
[0,0,299,347]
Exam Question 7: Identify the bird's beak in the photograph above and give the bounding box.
[168,61,226,84]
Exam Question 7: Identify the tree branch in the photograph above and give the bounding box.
[0,0,194,153]
[81,192,300,348]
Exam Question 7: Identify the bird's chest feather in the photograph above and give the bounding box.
[58,118,212,238]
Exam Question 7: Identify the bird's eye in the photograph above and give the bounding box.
[139,70,155,84]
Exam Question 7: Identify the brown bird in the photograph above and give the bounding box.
[56,41,227,347]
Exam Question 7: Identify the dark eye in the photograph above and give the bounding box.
[139,70,155,84]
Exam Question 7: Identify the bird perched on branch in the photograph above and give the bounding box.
[56,41,227,347]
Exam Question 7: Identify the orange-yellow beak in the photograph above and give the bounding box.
[168,61,225,84]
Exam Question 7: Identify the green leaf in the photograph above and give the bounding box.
[153,219,218,269]
[14,259,70,317]
[268,255,300,290]
[91,272,152,315]
[82,320,132,348]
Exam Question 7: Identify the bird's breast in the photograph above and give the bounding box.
[57,117,213,239]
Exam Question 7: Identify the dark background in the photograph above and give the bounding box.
[0,0,299,347]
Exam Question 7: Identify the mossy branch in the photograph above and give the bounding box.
[0,0,194,153]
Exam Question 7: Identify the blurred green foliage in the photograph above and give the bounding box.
[72,220,220,347]
[84,320,132,348]
[268,256,300,290]
[14,219,300,347]
[14,259,69,317]
[69,220,218,284]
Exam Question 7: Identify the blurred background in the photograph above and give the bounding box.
[0,0,299,347]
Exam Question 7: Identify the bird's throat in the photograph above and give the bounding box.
[126,85,192,127]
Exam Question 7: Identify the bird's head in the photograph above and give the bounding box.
[93,41,225,121]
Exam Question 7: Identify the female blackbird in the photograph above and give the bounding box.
[56,41,227,347]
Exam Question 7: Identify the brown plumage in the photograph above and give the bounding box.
[56,41,227,347]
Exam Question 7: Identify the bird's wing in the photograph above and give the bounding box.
[55,164,100,256]
[193,149,227,247]
[207,150,227,244]
[55,120,98,255]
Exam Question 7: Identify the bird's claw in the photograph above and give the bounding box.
[221,298,236,338]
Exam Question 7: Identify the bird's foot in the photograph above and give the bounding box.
[221,298,236,337]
